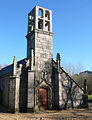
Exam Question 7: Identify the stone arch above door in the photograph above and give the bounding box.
[35,81,52,110]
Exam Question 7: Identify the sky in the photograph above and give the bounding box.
[0,0,92,71]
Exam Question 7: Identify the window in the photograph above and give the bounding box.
[45,21,50,31]
[38,8,43,18]
[45,11,50,20]
[38,19,43,29]
[28,13,34,33]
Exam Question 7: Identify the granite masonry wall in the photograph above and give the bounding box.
[19,66,28,112]
[59,68,83,109]
[0,75,11,108]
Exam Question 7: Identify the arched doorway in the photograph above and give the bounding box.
[38,88,47,110]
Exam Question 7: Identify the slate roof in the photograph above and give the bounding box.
[0,58,27,77]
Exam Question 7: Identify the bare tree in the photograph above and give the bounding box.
[62,62,84,75]
[63,63,76,75]
[63,63,72,75]
[76,62,84,74]
[72,65,76,75]
[0,64,8,70]
[3,64,8,67]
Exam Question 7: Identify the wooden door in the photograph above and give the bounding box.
[38,88,47,110]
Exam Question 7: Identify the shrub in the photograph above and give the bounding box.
[88,95,92,102]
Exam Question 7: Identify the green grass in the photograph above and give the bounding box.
[88,95,92,100]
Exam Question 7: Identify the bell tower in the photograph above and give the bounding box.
[26,6,53,71]
[26,6,54,111]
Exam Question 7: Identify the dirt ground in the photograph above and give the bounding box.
[0,103,92,120]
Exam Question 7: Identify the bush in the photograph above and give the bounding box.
[88,95,92,102]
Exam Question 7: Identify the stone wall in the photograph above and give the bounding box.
[27,30,53,110]
[52,65,59,109]
[34,32,53,110]
[59,68,83,109]
[8,76,16,112]
[35,31,53,71]
[52,60,84,109]
[19,65,28,112]
[27,33,35,59]
[0,74,11,107]
[27,70,34,111]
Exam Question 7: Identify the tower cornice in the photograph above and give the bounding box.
[26,29,54,39]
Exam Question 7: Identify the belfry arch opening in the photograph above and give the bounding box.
[38,8,43,18]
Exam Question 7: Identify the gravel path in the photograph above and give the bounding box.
[0,103,92,120]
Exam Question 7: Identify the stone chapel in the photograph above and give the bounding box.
[0,6,86,112]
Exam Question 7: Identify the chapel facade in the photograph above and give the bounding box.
[0,6,86,112]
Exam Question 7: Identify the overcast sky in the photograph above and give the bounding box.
[0,0,92,71]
